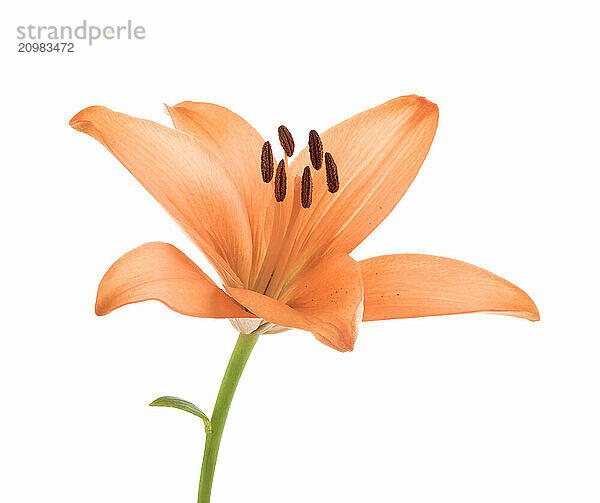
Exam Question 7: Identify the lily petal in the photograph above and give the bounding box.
[96,242,252,318]
[166,102,274,275]
[225,254,364,352]
[70,106,252,287]
[360,254,539,322]
[286,95,439,267]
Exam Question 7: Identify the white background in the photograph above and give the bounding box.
[2,1,599,502]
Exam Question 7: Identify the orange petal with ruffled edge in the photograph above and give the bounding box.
[225,254,364,352]
[70,106,252,288]
[166,102,275,278]
[96,242,253,318]
[360,254,539,322]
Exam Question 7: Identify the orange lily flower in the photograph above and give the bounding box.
[70,95,538,352]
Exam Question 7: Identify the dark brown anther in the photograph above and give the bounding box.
[261,141,274,182]
[308,130,323,170]
[278,125,295,157]
[301,166,313,208]
[274,160,287,202]
[324,152,339,193]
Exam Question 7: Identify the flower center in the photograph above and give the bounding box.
[259,127,339,209]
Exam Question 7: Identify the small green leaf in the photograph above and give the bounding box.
[150,396,212,433]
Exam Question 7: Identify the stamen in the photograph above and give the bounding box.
[278,125,295,157]
[301,166,313,208]
[274,159,287,202]
[308,130,323,169]
[325,152,339,193]
[261,141,274,182]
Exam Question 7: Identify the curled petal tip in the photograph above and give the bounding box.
[512,288,539,321]
[69,117,90,132]
[95,287,113,316]
[69,106,105,129]
[69,106,112,138]
[526,300,541,321]
[340,341,356,352]
[411,93,436,105]
[314,333,355,352]
[94,299,108,317]
[489,307,540,322]
[397,94,439,118]
[408,93,435,104]
[319,321,359,352]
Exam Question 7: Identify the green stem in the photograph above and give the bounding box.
[197,331,259,503]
